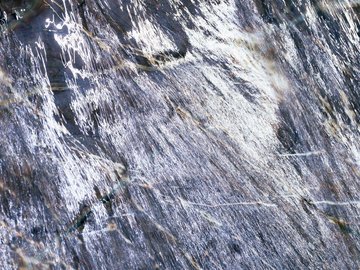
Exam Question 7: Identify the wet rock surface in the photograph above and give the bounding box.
[0,0,359,269]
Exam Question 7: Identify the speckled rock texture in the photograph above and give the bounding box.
[0,0,359,269]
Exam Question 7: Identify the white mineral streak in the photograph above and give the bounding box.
[34,0,355,216]
[1,0,359,268]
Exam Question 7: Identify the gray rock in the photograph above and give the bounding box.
[0,0,359,269]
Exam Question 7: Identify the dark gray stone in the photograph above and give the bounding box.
[0,0,359,269]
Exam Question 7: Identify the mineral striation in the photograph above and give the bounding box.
[0,0,359,269]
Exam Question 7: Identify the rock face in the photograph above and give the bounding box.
[0,0,359,269]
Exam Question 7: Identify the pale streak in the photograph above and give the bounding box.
[278,151,324,157]
[310,200,360,207]
[181,198,277,208]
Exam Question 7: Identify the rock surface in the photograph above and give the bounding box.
[0,0,359,269]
